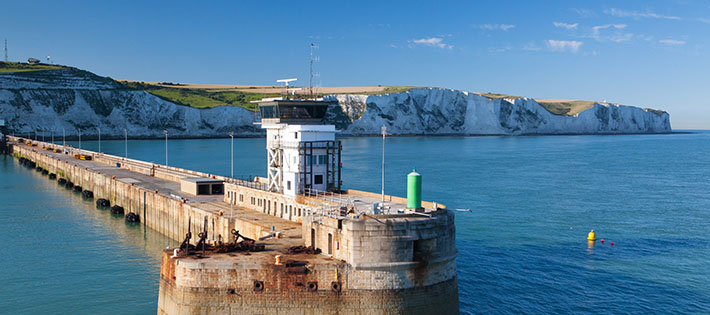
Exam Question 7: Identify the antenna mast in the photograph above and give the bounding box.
[309,44,319,99]
[4,39,7,62]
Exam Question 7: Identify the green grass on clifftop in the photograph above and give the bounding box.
[536,100,596,116]
[478,92,521,99]
[358,86,420,95]
[0,61,64,73]
[120,81,278,111]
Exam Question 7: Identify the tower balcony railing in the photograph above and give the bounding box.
[280,140,335,149]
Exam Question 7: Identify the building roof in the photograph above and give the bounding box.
[180,177,224,184]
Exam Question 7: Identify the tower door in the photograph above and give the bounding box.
[311,229,316,248]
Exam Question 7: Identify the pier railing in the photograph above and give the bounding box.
[8,137,274,191]
[304,188,351,206]
[227,176,269,191]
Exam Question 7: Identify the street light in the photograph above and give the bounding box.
[97,127,101,153]
[51,128,54,144]
[229,131,234,219]
[381,125,386,202]
[78,128,82,150]
[164,129,168,166]
[62,128,66,149]
[124,128,128,158]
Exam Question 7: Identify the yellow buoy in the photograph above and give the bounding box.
[587,229,596,241]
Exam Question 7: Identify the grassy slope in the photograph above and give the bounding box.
[119,81,278,111]
[535,100,596,116]
[119,82,419,111]
[0,61,64,73]
[477,92,520,100]
[476,92,596,116]
[355,86,420,95]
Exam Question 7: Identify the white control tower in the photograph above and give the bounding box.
[257,99,342,196]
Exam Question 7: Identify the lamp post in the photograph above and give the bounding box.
[62,128,65,150]
[97,127,101,153]
[164,129,168,167]
[78,128,82,150]
[381,125,386,202]
[124,128,127,158]
[229,131,234,219]
[51,128,54,145]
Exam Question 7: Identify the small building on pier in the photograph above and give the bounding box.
[180,177,224,195]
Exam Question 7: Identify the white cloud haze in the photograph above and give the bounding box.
[591,24,633,42]
[659,39,686,45]
[605,8,681,21]
[409,37,453,49]
[547,40,583,52]
[553,22,578,29]
[480,24,516,31]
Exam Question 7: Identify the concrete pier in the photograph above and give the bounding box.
[8,136,459,314]
[8,136,296,243]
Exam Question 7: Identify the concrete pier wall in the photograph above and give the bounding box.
[158,250,459,315]
[11,142,268,243]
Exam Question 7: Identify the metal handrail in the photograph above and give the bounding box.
[228,176,269,191]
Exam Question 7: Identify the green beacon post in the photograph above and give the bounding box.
[407,169,422,209]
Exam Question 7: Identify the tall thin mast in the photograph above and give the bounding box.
[309,44,319,99]
[309,43,314,98]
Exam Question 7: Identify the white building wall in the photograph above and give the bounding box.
[263,123,336,196]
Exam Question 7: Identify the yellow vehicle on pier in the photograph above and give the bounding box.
[74,154,92,161]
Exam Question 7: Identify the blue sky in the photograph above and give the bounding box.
[1,0,708,129]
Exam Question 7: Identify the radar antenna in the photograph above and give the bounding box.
[277,78,297,99]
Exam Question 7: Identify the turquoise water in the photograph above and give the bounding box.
[2,132,709,314]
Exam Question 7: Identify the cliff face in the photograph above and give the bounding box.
[0,69,259,137]
[326,88,671,135]
[0,69,671,137]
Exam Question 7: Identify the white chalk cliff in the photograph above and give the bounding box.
[0,69,670,137]
[326,89,670,135]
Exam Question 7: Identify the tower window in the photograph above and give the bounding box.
[287,180,291,190]
[314,175,323,185]
[294,132,298,139]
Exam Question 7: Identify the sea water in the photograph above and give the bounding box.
[1,132,709,314]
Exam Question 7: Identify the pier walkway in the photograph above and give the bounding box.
[10,138,304,249]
